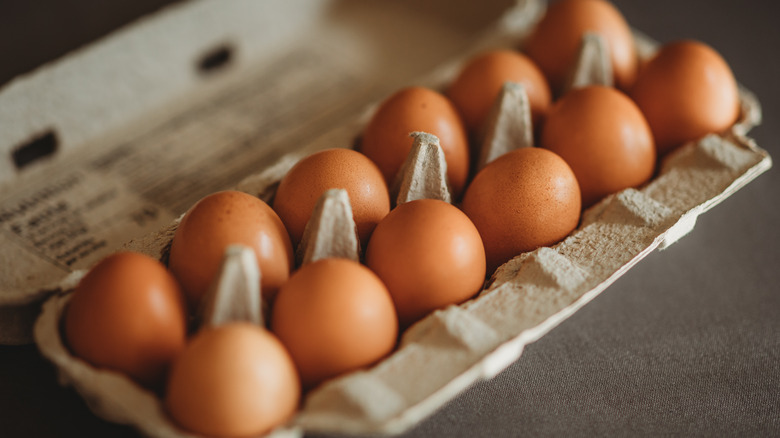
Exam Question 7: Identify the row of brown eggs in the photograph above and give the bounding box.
[60,0,741,436]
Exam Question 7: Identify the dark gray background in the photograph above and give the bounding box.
[1,0,778,436]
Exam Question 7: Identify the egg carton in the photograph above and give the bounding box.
[33,13,772,438]
[1,0,769,436]
[34,130,771,438]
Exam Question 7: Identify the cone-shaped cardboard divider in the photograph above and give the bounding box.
[564,32,613,93]
[200,245,263,328]
[393,132,452,205]
[477,81,533,171]
[297,188,361,266]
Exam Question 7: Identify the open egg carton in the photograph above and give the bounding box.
[0,0,770,436]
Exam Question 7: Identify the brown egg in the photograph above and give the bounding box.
[447,49,552,134]
[524,0,638,92]
[365,199,485,327]
[169,191,293,309]
[541,85,655,207]
[273,148,390,248]
[361,86,470,196]
[165,323,300,438]
[462,148,580,272]
[64,252,187,388]
[271,258,397,388]
[630,40,740,155]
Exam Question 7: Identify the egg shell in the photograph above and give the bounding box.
[630,40,740,155]
[273,148,390,249]
[271,258,398,388]
[365,199,486,327]
[64,252,187,388]
[168,190,293,309]
[360,86,470,197]
[524,0,638,92]
[462,148,581,273]
[447,49,551,136]
[165,323,300,438]
[541,85,655,207]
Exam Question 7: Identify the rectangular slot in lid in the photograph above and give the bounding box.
[12,130,58,170]
[197,43,234,75]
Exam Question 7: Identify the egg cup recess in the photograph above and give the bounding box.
[35,244,308,437]
[33,6,771,438]
[31,249,281,436]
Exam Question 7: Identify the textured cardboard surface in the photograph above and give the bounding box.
[393,133,453,205]
[297,189,361,266]
[478,82,534,170]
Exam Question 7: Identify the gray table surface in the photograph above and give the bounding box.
[1,0,778,436]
